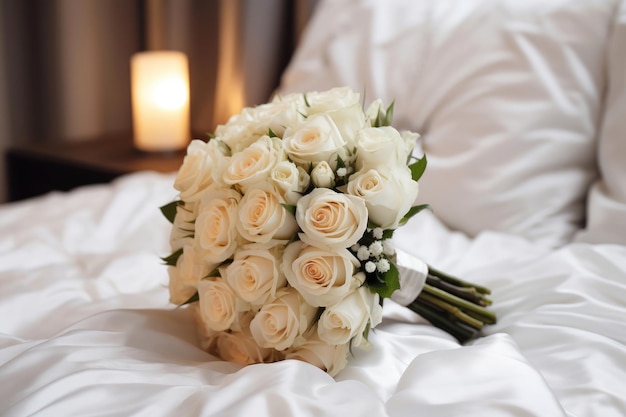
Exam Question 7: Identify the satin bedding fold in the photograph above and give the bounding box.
[1,172,625,417]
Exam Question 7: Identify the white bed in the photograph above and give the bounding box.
[2,0,626,416]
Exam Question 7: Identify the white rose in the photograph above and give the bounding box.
[285,329,349,377]
[168,244,212,305]
[215,112,266,153]
[400,130,420,157]
[270,161,310,205]
[250,100,304,138]
[215,330,275,365]
[296,188,368,249]
[224,247,287,306]
[283,113,347,169]
[310,161,335,188]
[249,287,317,351]
[317,284,382,348]
[174,140,215,202]
[236,182,298,245]
[325,103,366,148]
[364,98,384,126]
[198,278,243,332]
[169,201,198,251]
[283,241,360,307]
[195,188,242,263]
[355,126,411,171]
[304,87,361,115]
[223,135,284,193]
[346,166,419,229]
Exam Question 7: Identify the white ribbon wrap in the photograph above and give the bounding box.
[390,249,429,306]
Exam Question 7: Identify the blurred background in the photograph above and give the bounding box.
[0,0,319,203]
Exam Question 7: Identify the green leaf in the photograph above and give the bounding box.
[367,262,400,299]
[384,100,395,126]
[176,291,199,308]
[161,248,183,266]
[268,128,278,138]
[336,154,346,169]
[408,154,427,182]
[303,93,310,108]
[382,229,395,240]
[160,200,182,223]
[281,203,296,216]
[362,320,372,341]
[399,204,431,226]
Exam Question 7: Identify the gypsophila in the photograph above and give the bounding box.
[383,240,395,256]
[369,241,383,257]
[376,258,391,273]
[357,246,371,261]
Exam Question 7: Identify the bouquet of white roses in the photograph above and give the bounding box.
[161,87,495,376]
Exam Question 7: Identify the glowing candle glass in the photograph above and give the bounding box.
[131,51,190,152]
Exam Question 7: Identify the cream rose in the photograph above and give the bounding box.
[195,188,242,263]
[215,330,275,365]
[168,244,212,305]
[224,247,286,306]
[282,113,347,169]
[174,140,215,202]
[223,135,284,193]
[355,126,411,171]
[346,166,419,229]
[236,182,298,245]
[249,287,317,351]
[283,241,360,307]
[198,278,242,332]
[285,329,349,377]
[310,161,335,188]
[270,161,310,206]
[317,284,382,348]
[295,187,368,249]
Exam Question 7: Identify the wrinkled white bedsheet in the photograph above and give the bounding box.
[1,172,625,417]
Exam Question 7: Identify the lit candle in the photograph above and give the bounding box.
[131,51,190,152]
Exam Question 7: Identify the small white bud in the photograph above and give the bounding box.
[376,258,390,273]
[365,261,377,273]
[382,240,395,256]
[369,241,383,257]
[357,246,371,261]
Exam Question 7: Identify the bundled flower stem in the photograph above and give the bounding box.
[409,266,496,343]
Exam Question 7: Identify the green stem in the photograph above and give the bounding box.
[422,284,497,325]
[426,275,492,306]
[427,265,492,295]
[417,292,484,330]
[407,300,478,343]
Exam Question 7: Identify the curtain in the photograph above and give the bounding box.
[0,0,318,144]
[0,0,318,202]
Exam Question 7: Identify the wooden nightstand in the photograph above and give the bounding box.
[5,132,187,201]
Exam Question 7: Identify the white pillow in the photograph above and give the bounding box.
[279,0,617,247]
[576,0,626,245]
